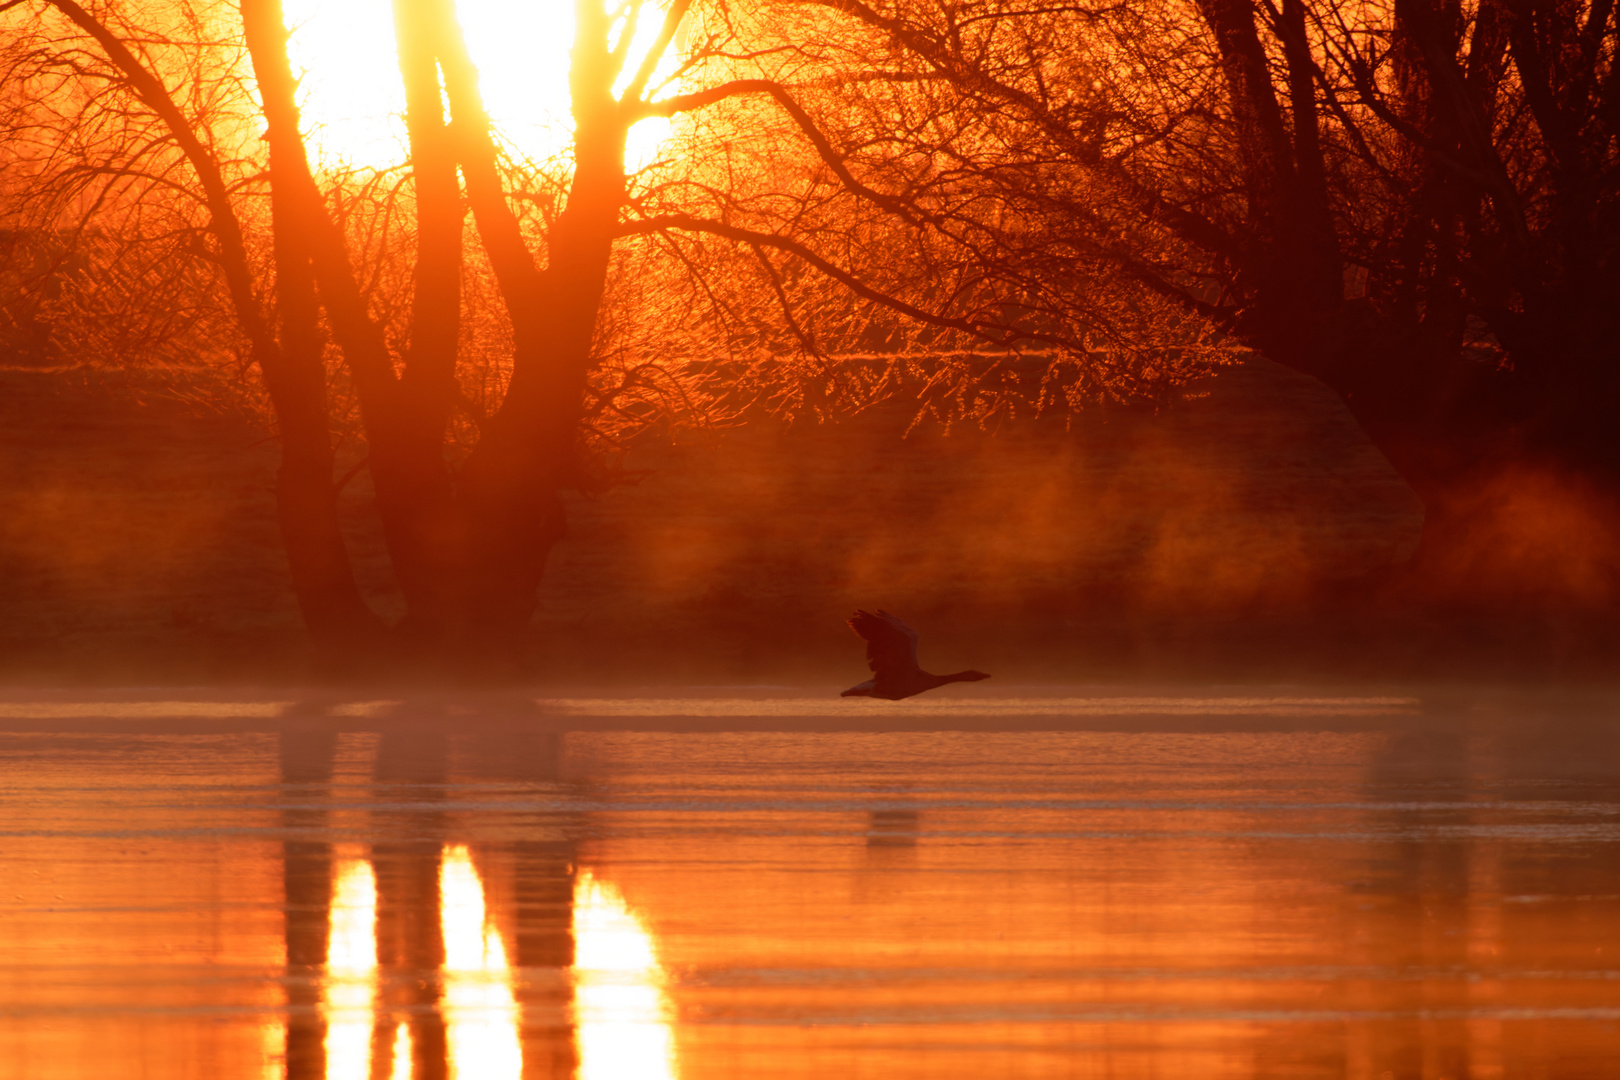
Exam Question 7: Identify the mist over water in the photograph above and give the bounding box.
[540,359,1422,625]
[0,358,1444,682]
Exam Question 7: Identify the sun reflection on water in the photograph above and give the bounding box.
[440,844,523,1080]
[324,853,377,1080]
[573,870,678,1080]
[389,1022,413,1080]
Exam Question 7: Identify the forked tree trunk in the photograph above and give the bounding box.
[375,0,466,644]
[243,0,628,665]
[265,202,384,650]
[432,0,628,652]
[246,0,489,657]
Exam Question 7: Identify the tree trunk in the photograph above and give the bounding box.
[263,100,382,651]
[265,221,383,649]
[245,0,460,653]
[49,0,380,649]
[436,0,628,656]
[371,0,469,644]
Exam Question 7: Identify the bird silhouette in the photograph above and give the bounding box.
[841,609,990,699]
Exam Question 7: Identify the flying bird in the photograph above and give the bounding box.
[841,609,990,700]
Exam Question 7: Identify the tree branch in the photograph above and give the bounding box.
[637,77,926,226]
[621,212,1084,352]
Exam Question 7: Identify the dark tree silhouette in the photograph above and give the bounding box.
[813,0,1620,603]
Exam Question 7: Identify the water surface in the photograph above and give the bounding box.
[1,689,1618,1078]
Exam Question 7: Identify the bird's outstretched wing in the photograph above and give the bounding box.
[848,609,921,678]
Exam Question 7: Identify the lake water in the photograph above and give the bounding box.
[1,688,1618,1078]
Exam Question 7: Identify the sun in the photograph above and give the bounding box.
[279,0,676,172]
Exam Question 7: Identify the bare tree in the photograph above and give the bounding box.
[812,0,1620,601]
[5,0,1214,664]
[6,0,379,644]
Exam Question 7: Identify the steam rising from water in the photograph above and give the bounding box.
[0,695,1420,721]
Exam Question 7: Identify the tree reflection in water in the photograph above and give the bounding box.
[276,717,674,1080]
[278,727,338,1080]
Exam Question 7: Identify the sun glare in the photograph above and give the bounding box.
[390,1023,413,1080]
[324,852,378,1080]
[279,0,678,171]
[311,847,518,1080]
[572,870,678,1080]
[440,844,524,1080]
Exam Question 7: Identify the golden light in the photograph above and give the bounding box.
[572,870,678,1080]
[280,0,679,172]
[323,851,378,1080]
[260,1010,285,1080]
[439,844,523,1080]
[390,1023,414,1080]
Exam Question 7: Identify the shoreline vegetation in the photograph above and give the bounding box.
[5,360,1616,687]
